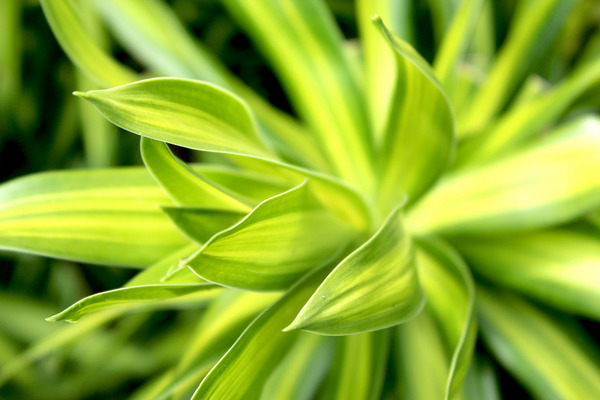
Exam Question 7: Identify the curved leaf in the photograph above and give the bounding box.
[0,168,187,266]
[409,116,600,234]
[373,17,454,214]
[75,78,273,159]
[161,206,244,244]
[183,181,355,291]
[192,267,329,400]
[477,288,600,399]
[141,137,251,212]
[454,228,600,320]
[40,0,137,87]
[285,206,424,335]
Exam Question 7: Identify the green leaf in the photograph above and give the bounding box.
[415,237,477,399]
[454,228,600,320]
[192,267,329,400]
[141,137,251,212]
[457,56,600,167]
[373,17,455,215]
[460,355,501,400]
[183,181,355,291]
[285,206,423,335]
[39,0,137,87]
[408,116,600,234]
[0,168,187,266]
[161,206,244,244]
[75,78,273,159]
[318,331,390,400]
[460,0,576,134]
[477,288,600,399]
[261,334,334,400]
[357,0,414,139]
[221,0,374,191]
[433,0,485,100]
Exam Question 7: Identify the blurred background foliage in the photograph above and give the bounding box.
[0,0,599,398]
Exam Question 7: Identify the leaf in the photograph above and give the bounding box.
[182,181,355,291]
[192,267,329,400]
[460,0,576,134]
[221,0,374,191]
[261,333,335,400]
[161,206,243,244]
[0,168,187,266]
[357,0,414,139]
[477,288,600,399]
[75,78,273,159]
[318,331,390,400]
[408,116,600,234]
[460,355,501,400]
[457,56,600,167]
[285,206,424,335]
[454,228,600,320]
[39,0,137,87]
[415,237,477,399]
[433,0,485,99]
[373,17,455,214]
[141,137,251,212]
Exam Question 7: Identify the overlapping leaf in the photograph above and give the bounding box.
[373,17,454,214]
[285,206,423,335]
[0,168,187,266]
[409,117,600,234]
[182,181,355,291]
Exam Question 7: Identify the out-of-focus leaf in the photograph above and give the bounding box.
[192,267,329,400]
[409,117,600,234]
[460,355,501,400]
[434,0,485,99]
[477,288,600,399]
[39,0,137,87]
[460,0,576,134]
[0,0,21,117]
[261,333,334,400]
[221,0,374,191]
[75,78,273,158]
[458,57,600,166]
[141,137,251,212]
[318,331,390,400]
[395,308,448,400]
[416,237,477,398]
[0,168,187,266]
[373,17,454,214]
[454,229,600,320]
[285,206,423,335]
[182,181,355,291]
[357,0,413,139]
[161,206,243,244]
[426,0,458,43]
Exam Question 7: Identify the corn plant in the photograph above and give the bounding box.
[1,0,600,398]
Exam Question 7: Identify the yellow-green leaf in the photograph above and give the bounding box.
[285,206,424,335]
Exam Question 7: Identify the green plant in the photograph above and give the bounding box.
[1,0,600,399]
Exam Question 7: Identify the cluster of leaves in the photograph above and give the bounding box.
[1,0,600,399]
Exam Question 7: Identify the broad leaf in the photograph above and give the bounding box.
[192,267,329,400]
[0,168,187,266]
[182,181,355,291]
[409,117,600,234]
[261,334,334,400]
[75,78,273,159]
[141,137,251,212]
[285,206,423,335]
[374,17,454,214]
[221,0,374,191]
[318,331,390,400]
[477,288,600,399]
[39,0,137,87]
[416,237,477,398]
[454,229,600,320]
